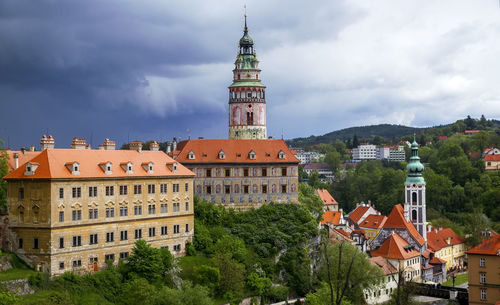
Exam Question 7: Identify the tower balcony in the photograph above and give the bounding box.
[229,98,265,103]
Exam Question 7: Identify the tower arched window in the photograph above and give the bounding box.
[247,112,254,125]
[412,210,417,222]
[238,74,240,80]
[412,192,417,205]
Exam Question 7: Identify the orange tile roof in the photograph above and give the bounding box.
[360,214,387,229]
[321,211,341,225]
[383,204,425,246]
[348,206,370,223]
[333,228,354,242]
[370,233,420,260]
[369,256,398,275]
[172,139,299,164]
[316,189,338,205]
[485,154,500,161]
[467,234,500,255]
[4,149,194,180]
[426,227,465,252]
[5,150,40,172]
[429,256,446,265]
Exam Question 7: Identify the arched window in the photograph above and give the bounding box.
[234,184,240,193]
[412,210,417,222]
[216,185,221,194]
[247,112,254,125]
[412,192,417,205]
[238,74,240,80]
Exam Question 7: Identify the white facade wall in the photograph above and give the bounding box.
[389,150,406,162]
[296,151,325,164]
[352,144,377,160]
[365,273,398,304]
[377,147,390,159]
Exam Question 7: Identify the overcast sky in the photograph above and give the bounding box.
[1,0,500,149]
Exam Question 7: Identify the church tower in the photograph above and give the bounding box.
[228,14,267,140]
[404,135,427,241]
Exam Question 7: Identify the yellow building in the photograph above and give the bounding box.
[426,226,466,269]
[359,214,387,240]
[3,139,195,276]
[171,139,299,210]
[467,234,500,305]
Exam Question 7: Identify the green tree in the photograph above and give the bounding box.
[464,210,491,247]
[119,278,156,305]
[325,150,342,173]
[246,272,272,303]
[212,253,245,297]
[471,131,490,152]
[193,265,220,294]
[352,134,359,148]
[127,239,165,282]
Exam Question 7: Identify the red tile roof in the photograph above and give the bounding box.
[429,257,446,265]
[369,256,398,275]
[426,227,465,252]
[4,149,194,179]
[172,139,299,164]
[485,154,500,161]
[467,234,500,255]
[348,206,370,223]
[303,163,331,170]
[316,189,338,205]
[383,204,425,246]
[370,233,420,260]
[5,150,40,172]
[360,214,387,229]
[321,211,341,225]
[333,228,354,242]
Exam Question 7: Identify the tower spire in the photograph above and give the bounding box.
[244,5,248,32]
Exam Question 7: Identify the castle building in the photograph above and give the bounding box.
[403,137,427,241]
[3,137,195,275]
[171,139,299,210]
[228,15,267,140]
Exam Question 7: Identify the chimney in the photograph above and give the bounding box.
[29,145,35,152]
[427,225,431,233]
[198,137,204,140]
[129,141,143,152]
[99,138,116,150]
[166,142,172,154]
[13,153,19,169]
[40,135,55,150]
[268,136,273,139]
[172,137,177,151]
[21,148,26,156]
[149,141,159,151]
[367,200,371,207]
[71,137,87,150]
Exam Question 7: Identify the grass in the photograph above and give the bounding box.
[443,273,468,287]
[0,253,38,281]
[178,255,212,282]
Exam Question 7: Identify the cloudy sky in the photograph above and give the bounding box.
[1,0,500,149]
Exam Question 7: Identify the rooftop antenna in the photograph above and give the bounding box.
[187,128,190,140]
[281,128,284,140]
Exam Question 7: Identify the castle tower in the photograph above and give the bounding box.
[404,135,427,241]
[228,14,267,139]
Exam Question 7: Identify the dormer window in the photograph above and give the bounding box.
[142,162,154,174]
[120,162,133,174]
[188,150,195,160]
[219,150,225,160]
[173,162,177,172]
[99,162,112,174]
[249,150,256,160]
[65,162,80,175]
[24,162,39,176]
[167,162,178,173]
[278,150,286,159]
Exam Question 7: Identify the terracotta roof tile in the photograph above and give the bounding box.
[370,233,420,260]
[4,149,193,180]
[173,139,299,164]
[5,150,40,172]
[427,227,465,252]
[316,189,338,205]
[485,154,500,161]
[333,228,354,242]
[348,206,370,223]
[429,256,446,265]
[466,234,500,255]
[321,211,341,225]
[369,256,398,275]
[360,214,387,229]
[303,163,331,170]
[383,204,425,246]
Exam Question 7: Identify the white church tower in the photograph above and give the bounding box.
[404,135,427,241]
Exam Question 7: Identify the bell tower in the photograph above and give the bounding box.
[228,14,267,139]
[404,135,427,241]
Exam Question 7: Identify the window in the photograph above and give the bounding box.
[185,202,189,211]
[59,211,64,222]
[185,224,189,232]
[148,184,155,194]
[106,207,115,218]
[173,202,180,212]
[88,186,97,197]
[160,183,167,194]
[243,185,249,194]
[135,229,142,239]
[173,184,179,193]
[134,185,142,194]
[206,186,212,194]
[134,205,142,216]
[119,185,128,195]
[59,188,64,199]
[72,210,82,221]
[59,237,64,249]
[104,254,115,263]
[243,168,249,177]
[480,288,486,300]
[161,203,168,213]
[89,257,98,265]
[149,227,156,237]
[173,244,181,252]
[120,206,128,217]
[174,225,180,234]
[206,169,212,177]
[161,226,168,235]
[18,238,23,249]
[119,252,129,260]
[72,187,81,198]
[89,208,98,219]
[262,185,267,194]
[480,257,486,267]
[281,167,287,176]
[18,188,24,200]
[225,169,231,177]
[225,185,231,194]
[282,185,287,193]
[90,233,98,245]
[105,186,114,196]
[72,236,82,247]
[185,183,189,192]
[262,168,267,176]
[106,232,114,242]
[59,262,64,270]
[72,260,82,268]
[480,273,486,284]
[120,230,128,241]
[148,204,156,215]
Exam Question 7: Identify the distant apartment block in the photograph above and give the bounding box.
[352,144,377,160]
[352,144,406,162]
[303,163,334,181]
[293,149,325,164]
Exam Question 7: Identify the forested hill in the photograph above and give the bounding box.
[287,124,426,147]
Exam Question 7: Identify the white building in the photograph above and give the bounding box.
[376,147,391,159]
[388,149,405,162]
[303,163,334,181]
[365,256,399,304]
[295,150,325,164]
[352,144,377,160]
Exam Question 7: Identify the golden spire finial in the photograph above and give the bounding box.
[244,5,248,30]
